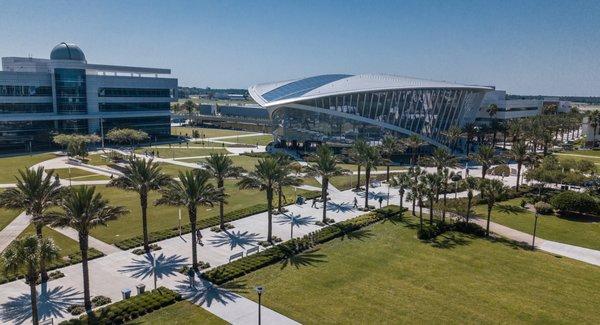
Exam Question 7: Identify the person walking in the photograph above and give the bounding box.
[378,196,383,208]
[353,197,358,209]
[196,229,203,246]
[311,197,317,208]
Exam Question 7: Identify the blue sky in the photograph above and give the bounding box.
[1,0,599,96]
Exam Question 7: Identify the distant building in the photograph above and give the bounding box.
[213,93,246,100]
[0,42,177,152]
[476,90,571,123]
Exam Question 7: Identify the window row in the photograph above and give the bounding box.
[0,103,54,114]
[0,85,52,97]
[98,88,173,98]
[99,102,170,112]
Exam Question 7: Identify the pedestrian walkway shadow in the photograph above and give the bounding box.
[277,246,327,270]
[1,284,82,324]
[208,230,263,250]
[174,277,247,307]
[326,201,354,213]
[119,253,188,280]
[275,213,316,228]
[357,190,389,201]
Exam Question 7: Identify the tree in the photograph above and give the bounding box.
[360,146,383,209]
[407,166,425,215]
[479,179,506,236]
[589,110,600,146]
[421,173,441,224]
[182,100,196,115]
[156,170,223,269]
[389,173,410,211]
[464,176,479,223]
[1,236,59,325]
[462,122,478,156]
[237,157,282,242]
[403,134,425,165]
[53,134,100,158]
[204,153,244,230]
[439,168,454,222]
[509,141,529,191]
[50,186,126,310]
[420,147,458,173]
[0,167,62,282]
[349,140,368,190]
[379,135,403,182]
[408,182,426,231]
[304,145,347,222]
[273,153,302,213]
[444,125,464,153]
[470,145,498,179]
[109,158,171,252]
[106,128,149,146]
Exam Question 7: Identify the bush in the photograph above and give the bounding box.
[550,191,599,215]
[67,305,86,316]
[534,201,554,215]
[92,295,112,307]
[417,222,445,240]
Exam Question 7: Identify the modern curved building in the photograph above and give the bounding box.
[249,74,492,149]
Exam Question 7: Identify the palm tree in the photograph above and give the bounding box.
[349,140,368,190]
[409,182,426,231]
[389,173,410,211]
[588,110,600,146]
[109,157,171,252]
[462,122,478,156]
[420,147,458,173]
[304,145,347,222]
[156,170,223,269]
[403,134,424,165]
[464,176,479,223]
[479,179,507,236]
[421,173,441,224]
[50,186,126,311]
[1,236,59,325]
[0,167,62,282]
[440,168,454,222]
[470,145,498,179]
[273,153,302,213]
[204,153,244,230]
[237,157,282,243]
[361,146,383,209]
[407,166,425,215]
[509,141,529,191]
[444,125,464,153]
[379,135,402,182]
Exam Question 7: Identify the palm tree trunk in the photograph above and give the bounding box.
[80,234,92,311]
[277,184,283,213]
[218,179,225,230]
[466,194,473,223]
[28,268,39,325]
[140,190,150,252]
[189,206,199,269]
[266,188,273,242]
[35,223,48,282]
[486,206,492,236]
[412,192,416,215]
[418,202,423,231]
[322,178,328,223]
[399,191,403,211]
[429,200,434,224]
[516,162,522,191]
[364,167,371,209]
[442,192,447,223]
[481,166,487,179]
[386,165,390,182]
[356,165,361,190]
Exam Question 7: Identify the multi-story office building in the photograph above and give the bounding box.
[0,43,177,152]
[475,90,571,123]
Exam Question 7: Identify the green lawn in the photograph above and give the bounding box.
[329,172,400,191]
[48,168,109,181]
[184,155,261,172]
[559,150,600,158]
[0,206,20,232]
[128,301,226,324]
[85,154,111,166]
[236,213,600,324]
[157,163,196,177]
[473,198,600,250]
[226,134,273,146]
[135,147,229,159]
[18,224,81,256]
[0,153,57,183]
[301,177,321,188]
[336,163,406,172]
[555,154,600,172]
[89,182,316,244]
[172,126,252,138]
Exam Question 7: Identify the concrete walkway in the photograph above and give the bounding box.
[0,212,31,253]
[50,226,121,255]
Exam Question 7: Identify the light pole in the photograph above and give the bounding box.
[68,166,72,187]
[532,212,539,250]
[153,251,157,289]
[255,286,264,325]
[178,208,182,236]
[290,215,295,239]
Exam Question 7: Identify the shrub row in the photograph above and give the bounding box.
[60,287,181,325]
[115,191,320,250]
[417,220,486,240]
[202,207,405,284]
[550,191,600,216]
[0,248,103,285]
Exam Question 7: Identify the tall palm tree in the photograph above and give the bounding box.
[349,140,368,190]
[109,157,171,252]
[156,170,223,269]
[273,153,302,213]
[408,182,426,231]
[1,236,59,325]
[470,145,498,179]
[50,186,126,311]
[304,145,347,222]
[361,146,383,209]
[237,157,282,243]
[379,135,402,182]
[588,110,600,146]
[420,147,458,173]
[507,119,524,144]
[444,125,464,153]
[389,173,410,211]
[403,134,424,165]
[407,166,425,215]
[439,168,454,222]
[0,167,62,282]
[204,153,244,230]
[462,122,478,156]
[479,179,507,236]
[509,141,529,191]
[421,173,441,224]
[464,176,479,223]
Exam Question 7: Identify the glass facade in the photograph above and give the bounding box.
[54,68,88,114]
[103,116,171,137]
[0,103,54,114]
[98,87,173,98]
[262,74,351,102]
[98,102,170,112]
[0,85,52,96]
[271,88,484,147]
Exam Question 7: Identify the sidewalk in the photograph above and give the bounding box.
[50,226,121,255]
[0,212,30,253]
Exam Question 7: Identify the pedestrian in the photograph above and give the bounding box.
[378,196,383,208]
[196,229,204,246]
[353,197,358,209]
[311,197,317,208]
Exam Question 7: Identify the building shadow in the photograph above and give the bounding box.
[326,201,354,213]
[118,252,188,280]
[1,283,82,324]
[275,213,317,228]
[278,247,328,270]
[174,277,247,307]
[208,230,263,250]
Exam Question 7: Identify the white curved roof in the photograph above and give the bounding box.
[249,73,492,107]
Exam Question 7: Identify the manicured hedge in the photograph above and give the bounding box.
[550,191,599,216]
[0,248,104,285]
[417,220,486,240]
[202,207,405,284]
[60,287,181,325]
[115,191,320,250]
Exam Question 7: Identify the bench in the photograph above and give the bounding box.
[229,251,244,262]
[246,246,259,256]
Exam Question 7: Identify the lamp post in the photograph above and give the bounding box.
[68,166,72,187]
[255,286,264,325]
[532,212,539,250]
[178,208,182,236]
[153,251,157,289]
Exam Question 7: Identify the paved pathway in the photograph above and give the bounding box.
[0,212,30,253]
[49,226,121,255]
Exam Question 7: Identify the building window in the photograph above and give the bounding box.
[54,68,88,115]
[98,88,173,98]
[0,103,54,114]
[98,102,170,112]
[0,85,52,96]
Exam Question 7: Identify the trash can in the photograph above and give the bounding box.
[136,284,146,295]
[121,288,131,300]
[296,196,305,205]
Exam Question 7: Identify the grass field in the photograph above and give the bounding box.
[0,206,20,232]
[226,134,273,146]
[236,212,600,324]
[335,163,407,172]
[183,155,261,171]
[157,163,196,177]
[329,172,401,191]
[49,168,109,181]
[171,126,252,138]
[555,153,600,172]
[0,153,57,183]
[128,301,226,324]
[135,147,229,159]
[88,183,316,244]
[85,154,112,166]
[473,198,600,250]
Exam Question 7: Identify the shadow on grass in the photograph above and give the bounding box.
[495,204,527,214]
[556,212,600,223]
[279,247,328,270]
[487,236,532,251]
[428,232,473,249]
